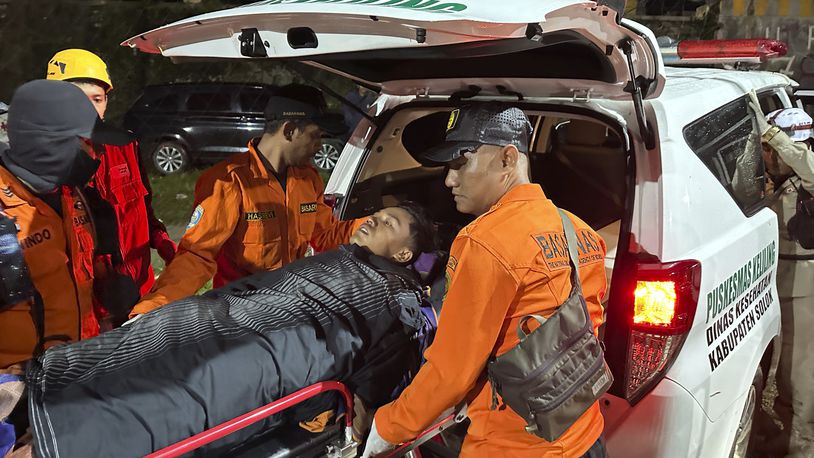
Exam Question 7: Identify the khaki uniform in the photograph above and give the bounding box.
[763,132,814,457]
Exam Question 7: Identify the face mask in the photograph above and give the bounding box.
[63,149,101,187]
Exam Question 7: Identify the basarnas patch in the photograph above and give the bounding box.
[187,205,204,229]
[533,228,604,271]
[300,202,317,214]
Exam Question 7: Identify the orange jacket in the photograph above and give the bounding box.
[375,184,607,457]
[0,166,98,369]
[133,141,355,315]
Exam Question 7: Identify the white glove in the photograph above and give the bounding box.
[360,419,396,458]
[747,90,772,135]
[122,314,142,326]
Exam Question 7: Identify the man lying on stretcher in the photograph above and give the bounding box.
[24,202,439,458]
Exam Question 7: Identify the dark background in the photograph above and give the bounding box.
[0,0,358,122]
[0,0,723,122]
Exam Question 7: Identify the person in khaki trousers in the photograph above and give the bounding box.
[750,93,814,458]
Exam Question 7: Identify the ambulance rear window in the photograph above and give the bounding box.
[683,95,765,213]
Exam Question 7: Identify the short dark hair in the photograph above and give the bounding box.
[396,201,437,256]
[264,118,311,135]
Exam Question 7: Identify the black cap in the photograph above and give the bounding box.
[421,104,532,165]
[264,84,347,136]
[7,79,131,147]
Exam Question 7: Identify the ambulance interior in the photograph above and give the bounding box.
[342,107,627,292]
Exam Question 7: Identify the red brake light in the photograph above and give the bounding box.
[676,39,787,61]
[633,281,676,327]
[631,260,701,334]
[624,260,702,401]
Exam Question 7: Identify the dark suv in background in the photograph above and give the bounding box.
[123,83,347,174]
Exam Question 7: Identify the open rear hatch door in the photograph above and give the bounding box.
[123,0,665,101]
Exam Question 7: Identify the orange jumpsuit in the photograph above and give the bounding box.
[375,184,607,457]
[0,166,97,369]
[133,141,355,315]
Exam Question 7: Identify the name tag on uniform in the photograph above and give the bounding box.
[245,210,276,221]
[300,202,317,214]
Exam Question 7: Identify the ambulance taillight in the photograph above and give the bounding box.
[605,259,701,403]
[633,281,676,326]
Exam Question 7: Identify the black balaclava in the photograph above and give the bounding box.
[1,80,130,194]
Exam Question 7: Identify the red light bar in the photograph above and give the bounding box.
[677,39,788,60]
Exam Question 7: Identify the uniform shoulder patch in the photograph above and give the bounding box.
[534,228,604,271]
[446,255,458,272]
[187,205,204,229]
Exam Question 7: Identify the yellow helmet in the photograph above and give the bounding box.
[46,49,113,92]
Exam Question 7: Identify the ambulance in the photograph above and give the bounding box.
[125,1,790,456]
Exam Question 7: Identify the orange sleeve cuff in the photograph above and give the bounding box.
[129,298,165,318]
[373,403,406,445]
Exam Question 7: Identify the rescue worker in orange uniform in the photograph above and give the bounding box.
[132,85,356,316]
[0,79,132,369]
[362,105,608,458]
[46,49,176,329]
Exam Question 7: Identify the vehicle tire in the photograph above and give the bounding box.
[313,141,341,171]
[729,366,764,458]
[152,141,189,175]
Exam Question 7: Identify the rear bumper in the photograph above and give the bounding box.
[601,378,742,458]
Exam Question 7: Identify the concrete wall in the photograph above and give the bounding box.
[718,0,814,85]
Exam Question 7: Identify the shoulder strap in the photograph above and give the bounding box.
[557,209,584,296]
[515,209,586,340]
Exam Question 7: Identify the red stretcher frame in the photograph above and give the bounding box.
[145,381,355,458]
[144,380,464,458]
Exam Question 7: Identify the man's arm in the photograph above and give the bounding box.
[766,131,814,193]
[131,171,240,316]
[373,235,519,444]
[307,169,356,251]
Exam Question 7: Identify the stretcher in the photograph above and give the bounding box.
[147,381,467,458]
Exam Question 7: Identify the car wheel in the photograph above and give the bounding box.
[313,141,341,170]
[729,367,764,458]
[153,141,189,175]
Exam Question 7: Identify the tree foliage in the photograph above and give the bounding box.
[0,0,356,121]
